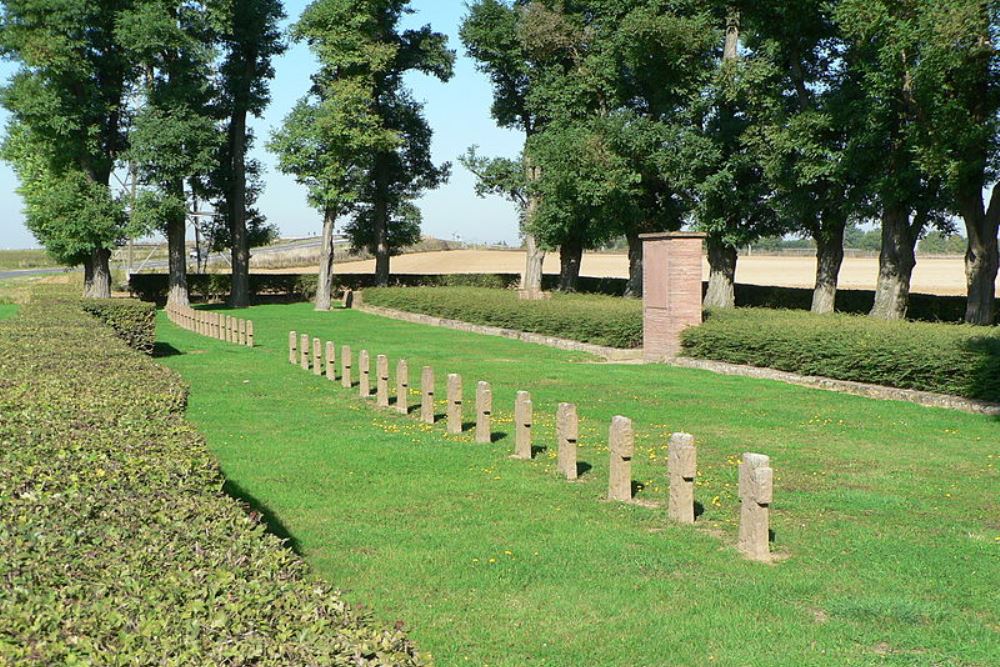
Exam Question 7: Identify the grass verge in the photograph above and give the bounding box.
[156,302,999,667]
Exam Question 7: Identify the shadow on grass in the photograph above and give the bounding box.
[531,445,548,457]
[491,431,508,443]
[694,500,705,519]
[153,342,182,358]
[576,461,592,478]
[631,480,646,496]
[223,479,303,555]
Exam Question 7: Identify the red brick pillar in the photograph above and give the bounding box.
[641,232,706,361]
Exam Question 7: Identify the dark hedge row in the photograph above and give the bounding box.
[129,272,520,303]
[81,298,157,354]
[364,286,643,349]
[681,308,1000,401]
[0,285,424,665]
[129,272,985,323]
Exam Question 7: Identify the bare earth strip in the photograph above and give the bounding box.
[270,249,982,297]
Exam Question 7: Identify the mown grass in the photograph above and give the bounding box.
[156,302,999,667]
[0,304,17,320]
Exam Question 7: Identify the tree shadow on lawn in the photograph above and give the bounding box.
[223,479,303,555]
[152,342,182,358]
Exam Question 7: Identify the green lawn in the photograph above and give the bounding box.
[0,304,18,320]
[156,302,999,667]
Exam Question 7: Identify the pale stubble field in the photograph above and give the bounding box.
[276,249,980,296]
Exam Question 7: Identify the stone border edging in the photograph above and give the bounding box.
[670,357,1000,416]
[355,304,643,361]
[355,303,1000,417]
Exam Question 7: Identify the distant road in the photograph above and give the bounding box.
[0,268,68,280]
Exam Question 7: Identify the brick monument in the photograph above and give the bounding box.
[641,232,706,361]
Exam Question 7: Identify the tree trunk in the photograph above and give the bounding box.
[83,248,112,299]
[522,231,545,292]
[229,107,250,308]
[558,236,583,292]
[315,210,337,311]
[704,235,736,309]
[870,206,916,320]
[166,183,189,307]
[960,191,1000,325]
[374,158,390,287]
[811,217,846,314]
[624,231,643,297]
[83,254,94,298]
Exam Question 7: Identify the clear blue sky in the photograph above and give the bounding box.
[0,0,524,250]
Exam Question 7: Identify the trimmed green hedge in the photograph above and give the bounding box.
[681,308,1000,401]
[82,298,156,354]
[0,285,424,665]
[365,286,643,349]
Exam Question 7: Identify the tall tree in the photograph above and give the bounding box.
[836,0,949,320]
[693,8,782,309]
[0,0,133,297]
[743,0,859,314]
[288,0,454,289]
[209,0,286,308]
[119,0,220,307]
[462,0,547,293]
[912,1,1000,325]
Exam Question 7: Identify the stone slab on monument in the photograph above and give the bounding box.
[641,232,706,362]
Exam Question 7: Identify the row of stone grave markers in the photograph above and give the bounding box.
[166,303,254,347]
[288,329,775,562]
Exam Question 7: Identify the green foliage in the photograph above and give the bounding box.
[682,308,1000,401]
[272,0,454,270]
[81,299,157,354]
[365,286,642,348]
[919,231,968,255]
[0,0,134,267]
[0,285,424,664]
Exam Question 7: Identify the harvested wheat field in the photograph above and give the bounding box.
[276,249,983,296]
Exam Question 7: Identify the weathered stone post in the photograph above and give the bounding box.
[420,367,435,424]
[326,342,336,380]
[738,453,773,562]
[300,334,310,370]
[231,317,238,343]
[359,350,371,397]
[341,345,352,388]
[246,321,254,347]
[216,314,223,340]
[556,403,579,480]
[608,416,634,502]
[475,381,492,444]
[313,338,323,376]
[447,374,463,434]
[641,232,707,361]
[513,391,532,460]
[396,360,409,415]
[376,355,390,407]
[667,433,697,524]
[239,319,247,346]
